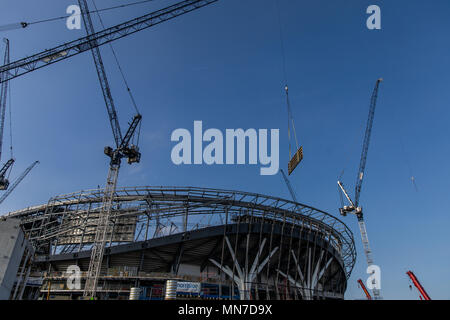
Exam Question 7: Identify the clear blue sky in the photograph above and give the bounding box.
[1,0,449,300]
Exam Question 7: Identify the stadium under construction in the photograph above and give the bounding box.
[0,0,390,301]
[2,187,356,300]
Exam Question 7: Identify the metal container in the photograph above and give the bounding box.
[129,287,141,300]
[164,280,177,300]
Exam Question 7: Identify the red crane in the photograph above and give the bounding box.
[406,271,431,300]
[357,279,372,300]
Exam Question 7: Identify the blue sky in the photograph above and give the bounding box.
[1,0,449,299]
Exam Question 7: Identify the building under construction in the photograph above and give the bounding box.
[0,0,366,300]
[3,187,355,300]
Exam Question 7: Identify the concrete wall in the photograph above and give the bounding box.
[0,219,26,300]
[177,263,200,277]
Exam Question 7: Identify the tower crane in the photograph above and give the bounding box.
[0,40,38,200]
[0,0,219,298]
[0,0,220,299]
[77,0,142,298]
[280,168,298,203]
[0,161,39,205]
[337,78,383,299]
[0,38,15,190]
[406,271,431,300]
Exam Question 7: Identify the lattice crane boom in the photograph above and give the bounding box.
[78,0,122,148]
[0,38,10,161]
[0,39,15,190]
[0,161,38,205]
[337,180,379,298]
[0,0,219,83]
[0,158,13,180]
[354,78,383,207]
[337,180,355,210]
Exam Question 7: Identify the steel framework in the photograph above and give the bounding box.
[5,187,356,280]
[0,0,218,83]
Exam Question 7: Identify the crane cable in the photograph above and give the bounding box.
[275,0,299,161]
[285,86,299,160]
[0,0,157,32]
[90,0,142,146]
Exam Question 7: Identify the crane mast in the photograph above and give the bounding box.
[0,161,39,204]
[337,181,375,267]
[337,79,383,299]
[354,79,382,207]
[77,0,122,148]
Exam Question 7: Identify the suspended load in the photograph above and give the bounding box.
[285,85,303,175]
[288,146,303,175]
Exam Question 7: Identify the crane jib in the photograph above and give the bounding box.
[0,161,39,205]
[354,79,382,206]
[0,0,219,83]
[0,39,10,163]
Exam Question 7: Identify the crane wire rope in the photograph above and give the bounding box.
[90,0,142,146]
[0,0,157,32]
[275,0,299,161]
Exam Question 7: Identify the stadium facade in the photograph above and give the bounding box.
[4,187,356,300]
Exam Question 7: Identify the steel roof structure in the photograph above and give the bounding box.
[4,186,356,278]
